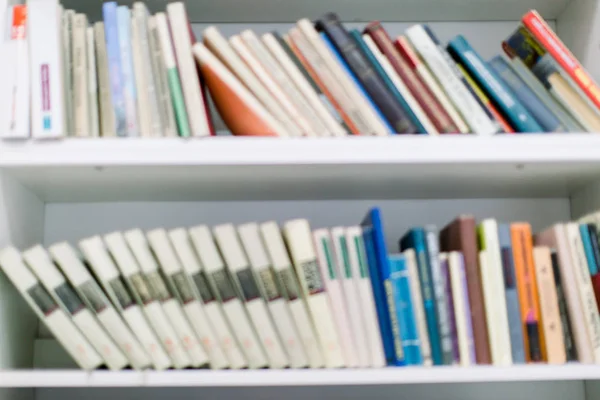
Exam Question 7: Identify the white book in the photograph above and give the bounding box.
[361,34,438,135]
[147,228,228,369]
[22,245,128,370]
[283,219,345,368]
[405,25,498,135]
[169,228,247,369]
[1,5,29,138]
[93,22,116,137]
[61,9,74,137]
[29,0,65,138]
[565,222,600,362]
[166,2,211,137]
[0,247,102,370]
[86,27,99,137]
[203,26,300,137]
[238,222,309,368]
[79,235,171,370]
[262,32,346,137]
[129,13,151,137]
[260,221,325,368]
[147,15,177,137]
[72,13,89,137]
[403,248,432,366]
[479,219,512,365]
[331,227,368,367]
[49,242,150,370]
[104,231,191,369]
[132,3,163,137]
[236,31,318,137]
[346,227,386,367]
[213,224,289,369]
[124,229,209,367]
[312,228,356,367]
[189,224,266,369]
[116,6,139,136]
[295,19,389,136]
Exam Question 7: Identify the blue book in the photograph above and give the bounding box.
[446,35,544,133]
[320,32,394,135]
[489,56,563,133]
[580,224,599,275]
[388,254,422,365]
[348,30,427,134]
[361,208,404,366]
[116,6,139,137]
[498,223,526,364]
[399,228,442,365]
[102,2,127,137]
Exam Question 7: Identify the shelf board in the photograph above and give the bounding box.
[63,0,567,23]
[1,135,600,202]
[2,365,600,387]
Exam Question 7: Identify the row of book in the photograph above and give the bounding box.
[4,1,600,139]
[3,208,600,370]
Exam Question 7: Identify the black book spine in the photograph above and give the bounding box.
[315,13,417,134]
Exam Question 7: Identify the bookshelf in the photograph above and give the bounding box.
[2,0,600,398]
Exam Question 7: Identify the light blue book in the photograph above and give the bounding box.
[580,224,599,275]
[116,6,139,136]
[389,254,422,365]
[320,32,394,135]
[102,2,127,136]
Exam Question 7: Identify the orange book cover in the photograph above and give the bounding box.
[511,223,544,362]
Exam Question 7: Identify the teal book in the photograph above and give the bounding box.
[580,224,599,275]
[447,36,544,133]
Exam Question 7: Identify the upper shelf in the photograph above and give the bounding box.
[61,0,567,23]
[1,135,600,202]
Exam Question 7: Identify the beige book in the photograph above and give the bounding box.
[203,26,299,137]
[294,20,389,136]
[241,30,322,136]
[533,246,566,364]
[86,27,99,137]
[130,14,151,137]
[230,34,313,137]
[93,23,115,137]
[62,9,75,137]
[72,13,89,137]
[549,73,600,132]
[262,32,346,137]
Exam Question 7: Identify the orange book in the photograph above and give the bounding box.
[511,223,544,362]
[193,42,283,136]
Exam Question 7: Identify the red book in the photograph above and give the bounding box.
[522,10,600,110]
[364,22,458,133]
[592,274,600,313]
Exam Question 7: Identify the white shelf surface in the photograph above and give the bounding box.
[2,135,600,201]
[2,365,600,387]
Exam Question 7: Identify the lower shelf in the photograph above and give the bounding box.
[2,365,600,387]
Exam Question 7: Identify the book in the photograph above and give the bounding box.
[313,229,358,367]
[168,227,247,369]
[23,245,128,370]
[405,25,497,135]
[189,225,267,369]
[438,254,459,364]
[400,228,442,365]
[283,219,345,368]
[79,235,172,370]
[440,216,491,364]
[550,250,578,361]
[147,228,229,369]
[93,22,115,137]
[585,224,600,311]
[86,27,99,137]
[238,222,309,368]
[259,221,325,368]
[72,13,89,137]
[116,6,139,136]
[167,2,212,137]
[213,224,289,369]
[403,248,433,366]
[49,242,150,370]
[346,227,386,367]
[580,224,600,276]
[61,9,75,137]
[104,231,191,369]
[532,246,566,364]
[0,247,103,370]
[129,7,150,137]
[498,223,526,364]
[447,251,475,365]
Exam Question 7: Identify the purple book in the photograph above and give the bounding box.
[441,256,460,363]
[456,253,476,364]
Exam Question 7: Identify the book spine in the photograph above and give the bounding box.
[86,27,99,137]
[102,2,126,136]
[549,250,578,361]
[116,6,138,136]
[448,252,476,365]
[580,224,600,275]
[72,14,89,137]
[62,10,74,136]
[316,14,417,133]
[93,23,115,137]
[447,35,544,133]
[405,25,497,135]
[129,10,152,137]
[440,254,459,363]
[522,10,600,110]
[363,22,458,133]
